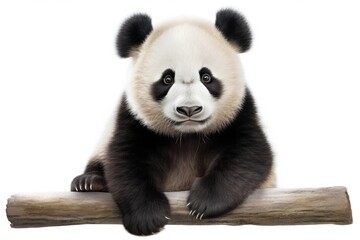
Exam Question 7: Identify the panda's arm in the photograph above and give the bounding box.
[104,100,171,235]
[187,90,273,219]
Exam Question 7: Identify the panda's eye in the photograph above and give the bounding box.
[201,73,212,83]
[163,75,174,85]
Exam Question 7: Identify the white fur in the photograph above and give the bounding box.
[126,20,246,136]
[89,110,117,162]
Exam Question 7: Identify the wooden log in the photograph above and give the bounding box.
[6,187,352,228]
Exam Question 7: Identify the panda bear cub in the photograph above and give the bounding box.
[71,9,274,236]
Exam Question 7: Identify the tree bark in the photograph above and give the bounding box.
[6,187,352,228]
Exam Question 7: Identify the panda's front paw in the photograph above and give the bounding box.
[187,177,238,219]
[120,192,171,236]
[71,173,108,192]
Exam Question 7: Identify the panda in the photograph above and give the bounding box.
[71,9,275,236]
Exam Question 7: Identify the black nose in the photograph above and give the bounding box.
[176,106,203,117]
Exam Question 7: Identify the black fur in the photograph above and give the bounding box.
[116,14,153,58]
[74,89,272,235]
[151,69,175,101]
[215,9,252,52]
[199,67,223,98]
[71,157,108,192]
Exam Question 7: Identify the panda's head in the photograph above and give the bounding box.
[118,9,251,136]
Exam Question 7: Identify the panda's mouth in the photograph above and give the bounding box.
[172,117,211,126]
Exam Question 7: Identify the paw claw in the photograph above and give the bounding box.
[186,202,191,207]
[71,173,108,192]
[188,177,237,219]
[165,216,171,220]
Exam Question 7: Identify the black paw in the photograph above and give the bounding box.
[120,192,171,236]
[187,177,238,219]
[71,173,108,192]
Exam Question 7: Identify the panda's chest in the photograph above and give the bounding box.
[161,137,215,192]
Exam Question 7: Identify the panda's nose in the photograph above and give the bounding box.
[176,106,203,117]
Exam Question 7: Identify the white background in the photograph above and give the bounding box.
[1,0,359,239]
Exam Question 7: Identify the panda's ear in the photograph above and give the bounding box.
[116,13,153,58]
[215,9,252,53]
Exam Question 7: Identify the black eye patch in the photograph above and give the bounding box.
[151,69,175,101]
[199,67,223,99]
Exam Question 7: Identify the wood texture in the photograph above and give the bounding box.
[6,187,352,228]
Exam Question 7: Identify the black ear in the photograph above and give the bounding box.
[215,9,252,53]
[116,14,153,58]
